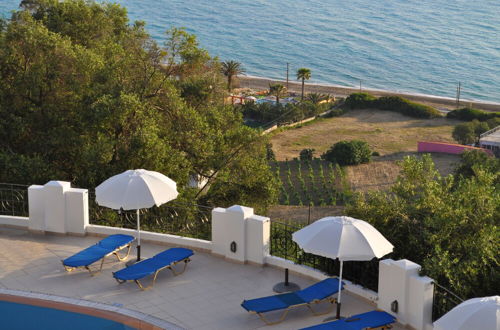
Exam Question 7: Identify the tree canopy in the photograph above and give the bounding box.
[346,154,499,299]
[0,0,277,212]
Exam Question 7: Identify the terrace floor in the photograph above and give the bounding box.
[0,227,404,330]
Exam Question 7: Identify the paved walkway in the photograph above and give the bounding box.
[0,227,403,330]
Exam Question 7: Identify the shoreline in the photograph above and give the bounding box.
[237,75,500,112]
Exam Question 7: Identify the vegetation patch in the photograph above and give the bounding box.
[345,93,442,118]
[447,107,500,121]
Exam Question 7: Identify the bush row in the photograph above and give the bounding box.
[344,93,442,118]
[446,107,500,121]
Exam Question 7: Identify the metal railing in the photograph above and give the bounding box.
[88,191,212,240]
[432,282,464,322]
[0,183,29,217]
[270,220,381,292]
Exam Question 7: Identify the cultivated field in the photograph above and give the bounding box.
[268,109,462,220]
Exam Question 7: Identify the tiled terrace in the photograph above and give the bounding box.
[0,227,404,330]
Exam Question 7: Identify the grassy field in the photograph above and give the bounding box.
[271,109,460,159]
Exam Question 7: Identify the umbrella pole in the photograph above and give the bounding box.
[336,260,343,319]
[136,209,141,261]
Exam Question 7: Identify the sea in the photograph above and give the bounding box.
[2,0,499,103]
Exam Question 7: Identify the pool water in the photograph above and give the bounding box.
[1,300,136,330]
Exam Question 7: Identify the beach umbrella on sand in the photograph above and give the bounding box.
[292,216,393,319]
[96,169,178,261]
[434,296,499,330]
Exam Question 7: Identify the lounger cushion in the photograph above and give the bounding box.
[300,310,396,330]
[63,234,134,267]
[113,247,193,281]
[241,278,342,313]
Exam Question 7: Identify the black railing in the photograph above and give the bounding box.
[432,282,464,321]
[0,183,29,217]
[270,220,381,292]
[88,191,212,240]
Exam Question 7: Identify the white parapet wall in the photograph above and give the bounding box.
[27,181,88,235]
[0,215,29,228]
[378,259,434,330]
[86,224,212,252]
[211,205,270,264]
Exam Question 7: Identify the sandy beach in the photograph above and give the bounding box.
[237,75,500,112]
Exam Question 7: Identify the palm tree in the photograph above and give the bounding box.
[221,60,245,91]
[269,83,287,105]
[296,68,311,101]
[306,92,325,105]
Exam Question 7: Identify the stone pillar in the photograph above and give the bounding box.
[378,259,434,330]
[65,188,89,235]
[27,181,89,235]
[211,205,270,264]
[28,185,45,232]
[44,181,71,233]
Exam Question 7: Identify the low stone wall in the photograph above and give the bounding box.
[418,141,493,156]
[0,215,29,229]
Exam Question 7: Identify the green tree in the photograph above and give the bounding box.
[305,92,328,105]
[322,140,371,165]
[0,0,277,211]
[452,122,476,144]
[296,68,311,101]
[269,83,287,105]
[346,154,499,298]
[221,60,245,91]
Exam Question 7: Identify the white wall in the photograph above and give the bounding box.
[0,215,29,228]
[378,259,434,330]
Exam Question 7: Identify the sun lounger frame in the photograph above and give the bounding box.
[250,296,337,325]
[62,240,133,276]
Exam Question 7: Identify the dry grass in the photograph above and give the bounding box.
[271,109,460,160]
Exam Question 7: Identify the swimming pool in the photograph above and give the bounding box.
[1,300,136,330]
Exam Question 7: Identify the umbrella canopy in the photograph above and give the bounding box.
[292,216,393,261]
[434,296,499,330]
[96,169,178,210]
[292,216,393,319]
[96,169,179,261]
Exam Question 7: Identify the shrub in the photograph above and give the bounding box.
[374,96,441,118]
[452,120,491,145]
[372,151,380,156]
[447,107,500,121]
[344,93,441,118]
[322,140,371,165]
[344,93,377,109]
[299,148,315,161]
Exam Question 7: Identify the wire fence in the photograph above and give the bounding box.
[88,191,212,240]
[270,220,381,292]
[0,183,29,217]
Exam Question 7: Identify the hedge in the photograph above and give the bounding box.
[446,107,500,121]
[345,93,442,118]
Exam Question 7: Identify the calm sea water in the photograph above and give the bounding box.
[2,0,499,102]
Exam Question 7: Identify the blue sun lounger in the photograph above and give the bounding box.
[241,278,343,325]
[62,234,134,275]
[300,310,396,330]
[113,247,194,290]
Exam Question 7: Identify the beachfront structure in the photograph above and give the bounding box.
[0,180,463,329]
[479,126,500,157]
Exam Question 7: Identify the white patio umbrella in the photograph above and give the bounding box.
[292,216,393,319]
[434,296,499,330]
[96,169,178,261]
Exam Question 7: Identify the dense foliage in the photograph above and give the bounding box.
[447,107,500,121]
[345,93,442,118]
[346,154,499,299]
[452,119,493,145]
[0,0,277,212]
[299,148,315,161]
[322,140,372,165]
[242,101,329,126]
